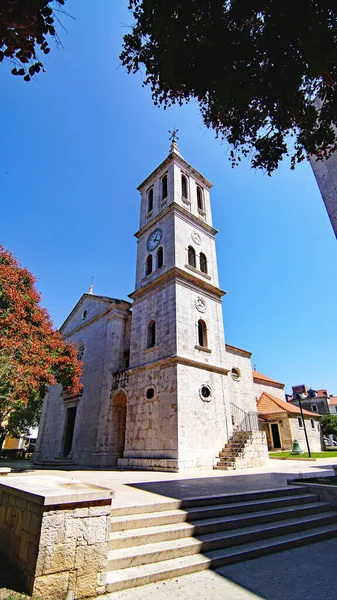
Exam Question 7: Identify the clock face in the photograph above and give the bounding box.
[191,231,201,245]
[146,228,162,251]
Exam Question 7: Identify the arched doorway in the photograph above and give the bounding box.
[112,391,127,458]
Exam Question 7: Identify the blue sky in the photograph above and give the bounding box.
[1,1,336,395]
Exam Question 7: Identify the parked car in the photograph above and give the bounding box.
[324,436,337,446]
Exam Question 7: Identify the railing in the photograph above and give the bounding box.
[111,369,129,391]
[230,403,261,433]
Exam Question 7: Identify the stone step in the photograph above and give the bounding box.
[214,466,237,470]
[187,501,330,536]
[110,499,325,534]
[105,523,337,592]
[109,521,195,550]
[109,486,308,519]
[219,450,243,457]
[110,508,187,532]
[34,460,75,467]
[106,552,208,592]
[177,492,320,522]
[109,492,319,546]
[107,510,337,570]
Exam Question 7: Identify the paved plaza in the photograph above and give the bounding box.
[99,537,337,600]
[1,457,337,599]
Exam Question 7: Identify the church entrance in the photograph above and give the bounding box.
[270,423,281,449]
[62,406,77,457]
[112,391,127,458]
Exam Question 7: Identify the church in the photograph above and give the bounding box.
[33,139,272,471]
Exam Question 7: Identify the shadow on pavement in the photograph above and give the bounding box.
[127,472,298,499]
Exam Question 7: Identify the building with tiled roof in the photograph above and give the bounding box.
[257,392,322,452]
[287,385,331,416]
[252,369,285,402]
[329,396,337,415]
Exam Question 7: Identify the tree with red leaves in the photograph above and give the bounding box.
[0,245,82,450]
[0,0,66,81]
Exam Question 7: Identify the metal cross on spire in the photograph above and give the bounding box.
[168,127,182,156]
[168,127,179,143]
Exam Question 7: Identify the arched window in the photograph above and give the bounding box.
[157,246,163,269]
[146,254,152,276]
[200,252,207,273]
[162,174,168,199]
[147,188,153,213]
[181,174,188,199]
[198,319,208,347]
[147,320,156,348]
[197,186,203,210]
[188,245,196,268]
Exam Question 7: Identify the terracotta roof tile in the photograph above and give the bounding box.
[253,370,284,387]
[329,396,337,406]
[257,392,320,418]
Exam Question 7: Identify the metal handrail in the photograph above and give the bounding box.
[226,404,263,465]
[230,403,261,433]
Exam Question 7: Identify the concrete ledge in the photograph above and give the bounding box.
[0,475,114,599]
[0,475,113,506]
[0,467,11,476]
[288,480,337,507]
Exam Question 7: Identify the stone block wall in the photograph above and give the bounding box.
[234,431,269,469]
[0,476,113,599]
[177,364,230,469]
[225,347,257,415]
[288,416,322,452]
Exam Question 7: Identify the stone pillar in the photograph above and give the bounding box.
[0,475,113,599]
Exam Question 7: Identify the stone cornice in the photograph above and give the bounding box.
[129,266,226,302]
[63,305,131,338]
[128,354,229,376]
[225,344,252,358]
[137,150,213,192]
[135,202,218,239]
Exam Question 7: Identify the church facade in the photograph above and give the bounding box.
[33,142,269,471]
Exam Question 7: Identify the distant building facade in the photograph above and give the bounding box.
[286,384,331,415]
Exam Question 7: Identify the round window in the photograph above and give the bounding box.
[146,387,155,400]
[231,367,241,381]
[200,384,212,402]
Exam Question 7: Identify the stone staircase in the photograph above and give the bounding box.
[105,486,337,592]
[32,455,75,468]
[214,404,269,470]
[214,430,251,470]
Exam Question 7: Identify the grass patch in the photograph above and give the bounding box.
[269,451,337,459]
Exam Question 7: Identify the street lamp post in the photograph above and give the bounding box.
[298,392,311,457]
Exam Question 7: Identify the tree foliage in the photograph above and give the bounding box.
[0,0,66,81]
[121,1,337,173]
[0,246,82,449]
[320,415,337,438]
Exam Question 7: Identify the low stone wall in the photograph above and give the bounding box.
[290,480,337,508]
[235,431,269,469]
[0,475,113,599]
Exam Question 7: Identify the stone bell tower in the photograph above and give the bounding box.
[118,137,232,471]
